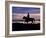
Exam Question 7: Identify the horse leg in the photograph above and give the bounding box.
[33,19,35,24]
[31,21,33,24]
[26,20,28,24]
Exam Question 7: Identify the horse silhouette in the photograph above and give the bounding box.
[23,16,35,24]
[23,13,35,24]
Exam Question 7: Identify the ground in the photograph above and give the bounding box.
[12,23,40,31]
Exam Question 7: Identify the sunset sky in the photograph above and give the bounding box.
[12,7,40,20]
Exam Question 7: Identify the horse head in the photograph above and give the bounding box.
[23,16,27,19]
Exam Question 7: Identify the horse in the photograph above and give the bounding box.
[23,16,35,24]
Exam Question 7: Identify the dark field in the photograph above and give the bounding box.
[12,23,40,31]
